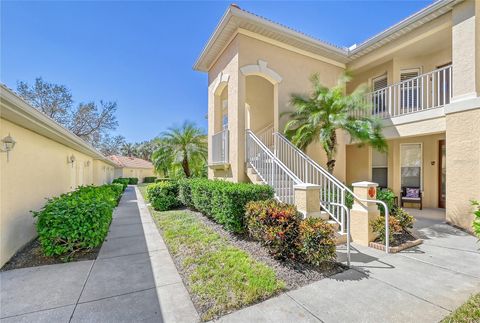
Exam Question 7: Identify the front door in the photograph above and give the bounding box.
[438,140,446,208]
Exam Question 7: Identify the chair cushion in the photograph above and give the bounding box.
[402,197,421,201]
[405,188,420,198]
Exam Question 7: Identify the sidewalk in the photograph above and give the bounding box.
[215,210,480,323]
[0,186,198,322]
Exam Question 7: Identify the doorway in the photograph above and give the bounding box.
[438,140,446,208]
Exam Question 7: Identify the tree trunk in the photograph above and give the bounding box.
[326,131,337,174]
[182,154,191,178]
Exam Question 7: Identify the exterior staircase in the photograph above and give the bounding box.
[245,127,348,245]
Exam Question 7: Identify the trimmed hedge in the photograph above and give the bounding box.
[112,178,129,190]
[33,184,125,257]
[147,181,180,211]
[143,176,157,183]
[184,179,274,233]
[246,199,337,264]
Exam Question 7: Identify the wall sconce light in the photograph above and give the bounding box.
[1,134,16,162]
[67,154,76,167]
[85,161,91,167]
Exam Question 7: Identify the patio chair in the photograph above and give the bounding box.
[401,187,422,210]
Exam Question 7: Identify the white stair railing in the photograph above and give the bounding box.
[274,133,347,233]
[246,129,301,205]
[255,124,274,148]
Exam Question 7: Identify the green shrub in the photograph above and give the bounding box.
[371,216,402,244]
[187,179,274,232]
[146,181,180,211]
[246,199,301,260]
[376,188,397,216]
[297,217,337,265]
[472,200,480,238]
[112,178,129,190]
[395,207,414,230]
[155,178,176,183]
[178,178,194,208]
[33,185,122,257]
[127,177,138,185]
[143,176,157,183]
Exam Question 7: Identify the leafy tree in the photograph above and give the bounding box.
[120,143,138,157]
[96,134,126,156]
[152,121,207,178]
[284,73,387,174]
[17,78,118,146]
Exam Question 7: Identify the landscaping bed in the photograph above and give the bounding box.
[2,183,125,272]
[138,181,345,321]
[1,239,100,271]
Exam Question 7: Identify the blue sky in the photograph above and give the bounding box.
[1,0,432,142]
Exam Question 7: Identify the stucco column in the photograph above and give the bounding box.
[452,0,479,99]
[350,181,380,246]
[444,1,480,232]
[228,68,247,182]
[293,184,326,219]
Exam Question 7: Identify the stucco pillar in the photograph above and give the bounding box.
[293,184,327,219]
[350,181,380,246]
[452,0,478,99]
[228,68,247,182]
[444,1,480,232]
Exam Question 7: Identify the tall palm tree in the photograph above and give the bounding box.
[152,122,207,178]
[284,73,387,174]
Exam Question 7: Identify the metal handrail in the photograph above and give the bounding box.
[247,130,301,184]
[273,132,391,253]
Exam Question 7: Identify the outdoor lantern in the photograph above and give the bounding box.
[67,154,76,167]
[1,133,16,161]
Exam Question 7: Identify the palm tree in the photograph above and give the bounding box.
[152,121,207,178]
[120,143,137,157]
[284,73,387,174]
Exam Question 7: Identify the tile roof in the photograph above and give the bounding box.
[108,155,154,169]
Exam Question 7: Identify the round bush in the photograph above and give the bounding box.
[147,181,180,211]
[297,217,336,265]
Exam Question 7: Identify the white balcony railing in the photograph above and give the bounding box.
[211,129,229,164]
[359,65,452,119]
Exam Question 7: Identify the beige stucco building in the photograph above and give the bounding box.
[195,0,480,234]
[108,155,156,182]
[0,85,118,266]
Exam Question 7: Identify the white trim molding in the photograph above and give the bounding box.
[445,96,480,115]
[213,72,230,96]
[240,60,282,84]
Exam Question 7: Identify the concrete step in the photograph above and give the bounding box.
[334,233,348,245]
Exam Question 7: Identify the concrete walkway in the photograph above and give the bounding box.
[216,209,480,323]
[0,186,198,322]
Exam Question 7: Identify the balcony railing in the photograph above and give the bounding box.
[211,129,229,164]
[359,65,452,119]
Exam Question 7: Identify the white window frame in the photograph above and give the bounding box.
[399,143,423,191]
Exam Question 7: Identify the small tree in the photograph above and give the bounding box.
[284,73,387,174]
[152,122,207,178]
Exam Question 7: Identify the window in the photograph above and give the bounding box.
[222,100,228,130]
[400,143,422,189]
[372,75,388,114]
[372,150,388,188]
[400,69,420,110]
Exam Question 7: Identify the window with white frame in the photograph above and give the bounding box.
[372,149,388,188]
[400,143,422,189]
[372,74,388,113]
[222,100,228,130]
[400,69,420,110]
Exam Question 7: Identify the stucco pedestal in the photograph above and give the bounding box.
[350,181,380,246]
[293,184,326,219]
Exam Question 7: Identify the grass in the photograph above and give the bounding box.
[138,184,285,321]
[442,293,480,323]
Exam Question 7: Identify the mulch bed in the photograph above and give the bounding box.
[0,238,100,272]
[183,208,346,290]
[369,230,422,253]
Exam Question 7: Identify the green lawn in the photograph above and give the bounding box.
[442,293,480,323]
[138,184,285,321]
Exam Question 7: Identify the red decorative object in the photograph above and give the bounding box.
[368,186,376,199]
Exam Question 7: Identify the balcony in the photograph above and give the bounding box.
[360,65,452,119]
[210,129,229,169]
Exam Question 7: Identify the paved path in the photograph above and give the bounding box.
[216,209,480,323]
[0,186,198,323]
